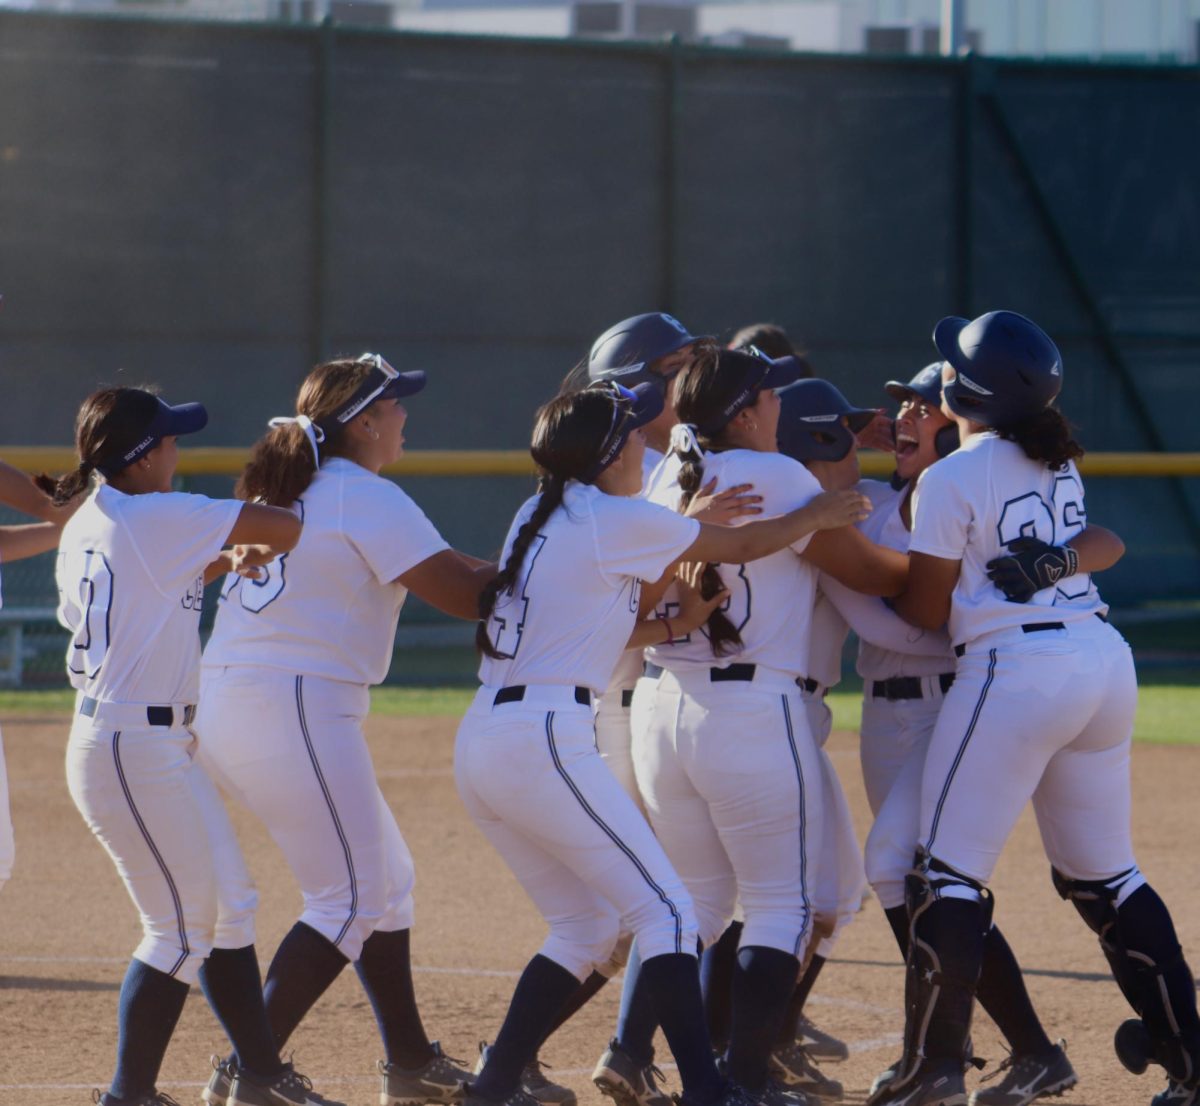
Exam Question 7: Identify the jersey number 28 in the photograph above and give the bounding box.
[996,472,1090,600]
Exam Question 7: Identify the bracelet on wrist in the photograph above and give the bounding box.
[661,617,675,645]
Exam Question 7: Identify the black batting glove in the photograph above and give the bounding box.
[986,536,1079,603]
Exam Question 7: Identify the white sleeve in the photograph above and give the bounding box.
[593,496,700,584]
[820,570,951,655]
[122,492,244,598]
[908,462,971,561]
[345,480,451,585]
[741,454,824,556]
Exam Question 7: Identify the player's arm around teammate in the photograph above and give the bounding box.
[39,387,353,1106]
[194,354,502,1106]
[870,312,1200,1106]
[458,378,864,1106]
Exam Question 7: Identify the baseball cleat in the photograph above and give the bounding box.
[381,1042,473,1105]
[769,1042,843,1101]
[760,1079,815,1106]
[91,1091,183,1105]
[473,1042,576,1106]
[228,1062,345,1106]
[968,1040,1077,1105]
[870,1061,902,1098]
[203,1055,235,1106]
[592,1040,672,1106]
[797,1018,850,1064]
[865,1062,967,1106]
[1152,1081,1200,1106]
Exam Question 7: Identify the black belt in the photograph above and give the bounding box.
[954,620,1067,658]
[620,689,634,708]
[799,677,820,694]
[710,663,758,682]
[493,685,591,707]
[79,696,196,727]
[871,673,956,701]
[643,662,664,679]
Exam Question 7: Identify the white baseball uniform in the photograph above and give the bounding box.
[593,446,674,808]
[457,481,700,981]
[56,484,248,983]
[799,588,866,960]
[908,433,1135,887]
[196,456,450,961]
[818,479,956,909]
[635,449,826,957]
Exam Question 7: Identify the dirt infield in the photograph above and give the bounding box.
[0,712,1196,1106]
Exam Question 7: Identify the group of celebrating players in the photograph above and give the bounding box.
[0,306,1196,1106]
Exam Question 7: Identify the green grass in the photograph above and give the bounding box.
[4,679,1195,744]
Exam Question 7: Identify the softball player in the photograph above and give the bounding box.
[458,379,871,1106]
[873,311,1200,1106]
[196,355,489,1106]
[785,373,1079,1106]
[0,462,77,894]
[44,386,339,1106]
[604,349,907,1103]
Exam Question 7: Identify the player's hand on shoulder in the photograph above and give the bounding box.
[985,535,1078,603]
[672,560,730,633]
[684,478,763,525]
[228,543,278,580]
[806,488,872,531]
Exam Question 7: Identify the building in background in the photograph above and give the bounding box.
[4,0,1200,60]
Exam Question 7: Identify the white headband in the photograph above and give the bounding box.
[268,413,325,467]
[669,422,703,460]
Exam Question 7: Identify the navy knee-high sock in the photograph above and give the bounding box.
[540,971,609,1049]
[108,958,190,1101]
[473,955,580,1101]
[725,946,800,1093]
[199,945,284,1080]
[355,929,434,1069]
[640,952,725,1106]
[776,954,823,1046]
[614,939,659,1066]
[976,926,1053,1056]
[700,921,742,1052]
[885,905,910,956]
[262,922,350,1049]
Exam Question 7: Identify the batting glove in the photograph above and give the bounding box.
[986,536,1079,603]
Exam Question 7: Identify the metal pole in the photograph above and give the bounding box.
[940,0,965,56]
[311,15,335,366]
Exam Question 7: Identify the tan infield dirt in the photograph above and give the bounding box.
[0,713,1196,1106]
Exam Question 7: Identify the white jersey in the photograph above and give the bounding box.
[909,432,1106,648]
[819,479,954,681]
[605,446,674,693]
[478,482,699,694]
[204,457,449,686]
[56,484,242,704]
[807,589,848,690]
[645,449,822,678]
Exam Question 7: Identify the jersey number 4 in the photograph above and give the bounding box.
[490,534,547,659]
[996,473,1090,600]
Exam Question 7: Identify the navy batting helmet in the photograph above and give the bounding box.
[777,378,876,464]
[588,312,708,389]
[885,362,944,407]
[934,310,1062,428]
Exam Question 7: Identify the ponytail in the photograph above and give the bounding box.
[476,475,567,659]
[671,424,743,657]
[34,462,95,506]
[237,420,324,507]
[996,407,1083,470]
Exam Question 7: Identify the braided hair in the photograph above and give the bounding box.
[237,359,372,506]
[35,387,162,504]
[476,388,618,659]
[667,347,752,657]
